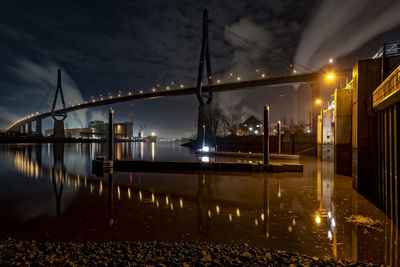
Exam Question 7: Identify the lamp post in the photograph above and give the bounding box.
[202,124,205,148]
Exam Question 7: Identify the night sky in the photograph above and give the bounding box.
[1,0,400,138]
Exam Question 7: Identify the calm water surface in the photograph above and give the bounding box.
[0,142,398,265]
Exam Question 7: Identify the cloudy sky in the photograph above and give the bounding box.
[1,0,400,138]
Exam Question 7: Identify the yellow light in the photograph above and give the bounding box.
[229,73,233,77]
[237,77,241,81]
[151,132,155,136]
[152,88,156,92]
[217,80,221,84]
[256,69,259,72]
[128,92,132,95]
[315,215,321,224]
[261,74,266,78]
[293,69,297,73]
[180,84,184,88]
[315,98,322,105]
[326,73,335,81]
[166,86,170,90]
[140,90,143,94]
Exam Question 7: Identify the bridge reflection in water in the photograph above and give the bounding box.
[1,142,398,265]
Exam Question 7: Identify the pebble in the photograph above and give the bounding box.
[0,238,380,266]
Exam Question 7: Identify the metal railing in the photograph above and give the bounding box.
[373,64,400,109]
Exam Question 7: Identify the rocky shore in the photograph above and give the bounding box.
[0,238,381,266]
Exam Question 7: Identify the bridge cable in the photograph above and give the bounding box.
[209,21,314,74]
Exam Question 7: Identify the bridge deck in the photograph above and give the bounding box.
[7,70,351,132]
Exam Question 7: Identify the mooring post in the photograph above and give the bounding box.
[264,105,269,165]
[277,121,281,154]
[108,108,114,161]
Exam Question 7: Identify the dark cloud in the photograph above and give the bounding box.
[1,0,398,137]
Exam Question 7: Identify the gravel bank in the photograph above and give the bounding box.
[0,238,381,266]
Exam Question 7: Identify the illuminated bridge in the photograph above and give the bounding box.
[5,70,341,135]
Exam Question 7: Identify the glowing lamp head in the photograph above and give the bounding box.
[315,215,321,224]
[326,73,335,81]
[202,146,209,152]
[315,98,322,105]
[151,132,155,136]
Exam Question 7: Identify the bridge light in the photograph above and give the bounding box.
[128,92,132,95]
[152,88,156,92]
[100,97,104,100]
[217,80,221,84]
[157,83,160,87]
[326,73,335,81]
[256,69,259,72]
[92,99,96,103]
[171,81,175,85]
[229,73,233,77]
[315,98,322,105]
[237,77,241,81]
[261,74,266,78]
[180,84,184,88]
[329,58,333,64]
[166,86,170,90]
[140,90,143,94]
[208,76,212,80]
[118,94,121,97]
[109,96,113,99]
[293,69,297,74]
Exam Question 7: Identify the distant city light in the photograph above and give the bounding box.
[202,146,209,152]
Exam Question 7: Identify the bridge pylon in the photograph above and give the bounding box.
[196,8,214,146]
[51,69,67,138]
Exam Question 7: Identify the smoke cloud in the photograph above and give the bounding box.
[3,58,107,130]
[215,18,272,121]
[294,0,400,71]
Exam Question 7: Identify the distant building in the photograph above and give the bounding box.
[115,122,133,139]
[45,128,93,138]
[237,115,263,136]
[88,120,133,139]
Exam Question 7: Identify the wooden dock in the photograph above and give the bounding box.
[92,158,303,175]
[195,150,300,160]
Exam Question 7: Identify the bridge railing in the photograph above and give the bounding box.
[373,64,400,110]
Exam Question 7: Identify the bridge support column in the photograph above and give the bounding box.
[195,8,214,146]
[21,125,25,134]
[27,121,32,134]
[36,119,42,135]
[54,120,65,138]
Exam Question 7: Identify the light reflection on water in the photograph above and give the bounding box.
[0,143,399,265]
